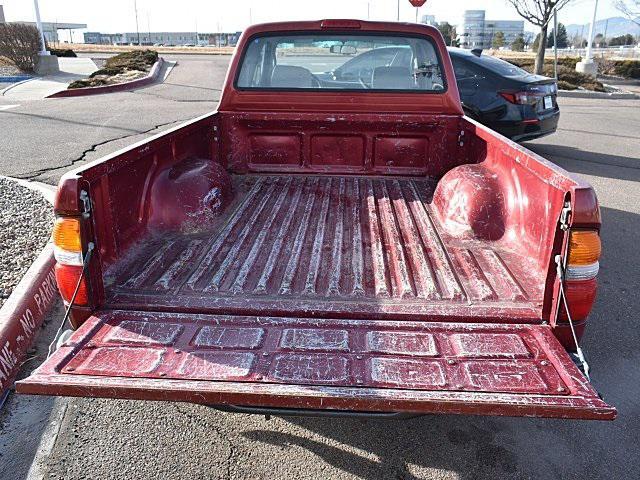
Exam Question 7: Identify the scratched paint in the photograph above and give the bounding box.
[106,176,541,322]
[18,310,616,419]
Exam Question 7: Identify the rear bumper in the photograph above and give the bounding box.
[491,109,560,142]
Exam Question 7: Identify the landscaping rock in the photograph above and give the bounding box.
[0,178,54,307]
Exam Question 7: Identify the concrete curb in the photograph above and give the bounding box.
[0,76,37,96]
[47,57,165,98]
[0,243,58,397]
[26,398,68,480]
[0,175,56,203]
[0,177,58,400]
[558,89,638,99]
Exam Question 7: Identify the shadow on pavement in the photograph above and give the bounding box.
[524,142,640,182]
[0,302,64,480]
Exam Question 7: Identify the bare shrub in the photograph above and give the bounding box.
[595,57,617,76]
[0,23,42,72]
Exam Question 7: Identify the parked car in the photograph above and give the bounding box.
[448,47,560,142]
[18,20,614,421]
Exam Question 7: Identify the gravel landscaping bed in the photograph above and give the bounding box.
[0,178,54,307]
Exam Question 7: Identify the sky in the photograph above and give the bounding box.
[1,0,623,37]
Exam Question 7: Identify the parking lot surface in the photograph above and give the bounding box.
[0,56,638,480]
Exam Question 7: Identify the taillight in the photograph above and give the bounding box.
[55,264,89,305]
[52,216,89,305]
[499,90,540,105]
[52,217,82,265]
[560,230,601,322]
[567,230,601,265]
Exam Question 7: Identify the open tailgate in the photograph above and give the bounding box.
[17,310,616,420]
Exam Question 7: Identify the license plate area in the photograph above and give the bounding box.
[543,95,553,110]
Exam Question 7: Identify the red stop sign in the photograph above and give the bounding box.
[409,0,427,6]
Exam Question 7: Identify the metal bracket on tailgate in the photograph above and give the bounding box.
[79,190,91,219]
[559,201,571,231]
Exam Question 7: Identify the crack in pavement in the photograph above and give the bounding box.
[174,405,236,479]
[127,89,220,103]
[15,118,195,182]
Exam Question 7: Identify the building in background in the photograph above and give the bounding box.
[84,31,124,45]
[0,4,86,44]
[459,10,524,49]
[421,15,437,26]
[84,30,241,47]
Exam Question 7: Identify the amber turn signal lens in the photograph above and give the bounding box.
[52,217,81,252]
[55,264,88,305]
[568,230,601,266]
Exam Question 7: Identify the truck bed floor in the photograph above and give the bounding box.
[105,175,544,321]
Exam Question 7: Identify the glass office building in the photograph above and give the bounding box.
[459,10,524,49]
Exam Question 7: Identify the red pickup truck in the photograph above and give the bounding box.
[18,20,615,420]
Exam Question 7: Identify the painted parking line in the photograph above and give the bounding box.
[0,104,20,111]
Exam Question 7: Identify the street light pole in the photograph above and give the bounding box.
[32,0,48,55]
[397,0,400,21]
[585,0,599,63]
[553,7,558,80]
[576,0,599,76]
[134,0,141,46]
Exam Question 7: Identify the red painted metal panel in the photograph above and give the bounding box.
[17,310,615,419]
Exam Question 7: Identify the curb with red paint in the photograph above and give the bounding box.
[0,244,58,399]
[47,57,165,98]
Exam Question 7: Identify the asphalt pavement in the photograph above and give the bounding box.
[0,54,228,185]
[0,55,639,480]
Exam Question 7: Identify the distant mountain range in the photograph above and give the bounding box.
[565,16,640,39]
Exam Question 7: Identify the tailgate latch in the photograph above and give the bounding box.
[559,202,571,231]
[79,190,91,219]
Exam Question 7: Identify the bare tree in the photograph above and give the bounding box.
[0,24,42,72]
[614,1,640,26]
[506,1,573,75]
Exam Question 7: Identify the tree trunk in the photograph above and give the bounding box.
[534,24,548,75]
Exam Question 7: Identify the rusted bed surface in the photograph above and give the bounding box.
[105,175,544,320]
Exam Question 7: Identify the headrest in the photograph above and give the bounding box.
[372,66,413,90]
[271,65,315,88]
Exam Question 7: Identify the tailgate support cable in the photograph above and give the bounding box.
[555,254,590,381]
[47,242,95,358]
[555,200,590,380]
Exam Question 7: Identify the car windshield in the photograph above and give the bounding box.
[236,33,445,91]
[474,55,530,77]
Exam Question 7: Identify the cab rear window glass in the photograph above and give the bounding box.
[236,33,446,92]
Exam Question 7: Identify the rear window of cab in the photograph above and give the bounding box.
[236,33,447,93]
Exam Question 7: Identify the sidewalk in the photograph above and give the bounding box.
[1,57,97,100]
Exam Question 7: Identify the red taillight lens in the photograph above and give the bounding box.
[499,91,540,105]
[558,278,597,322]
[556,230,601,347]
[55,264,89,305]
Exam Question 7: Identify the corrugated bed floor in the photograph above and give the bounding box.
[106,175,544,320]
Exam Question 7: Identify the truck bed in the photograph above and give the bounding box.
[105,175,544,321]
